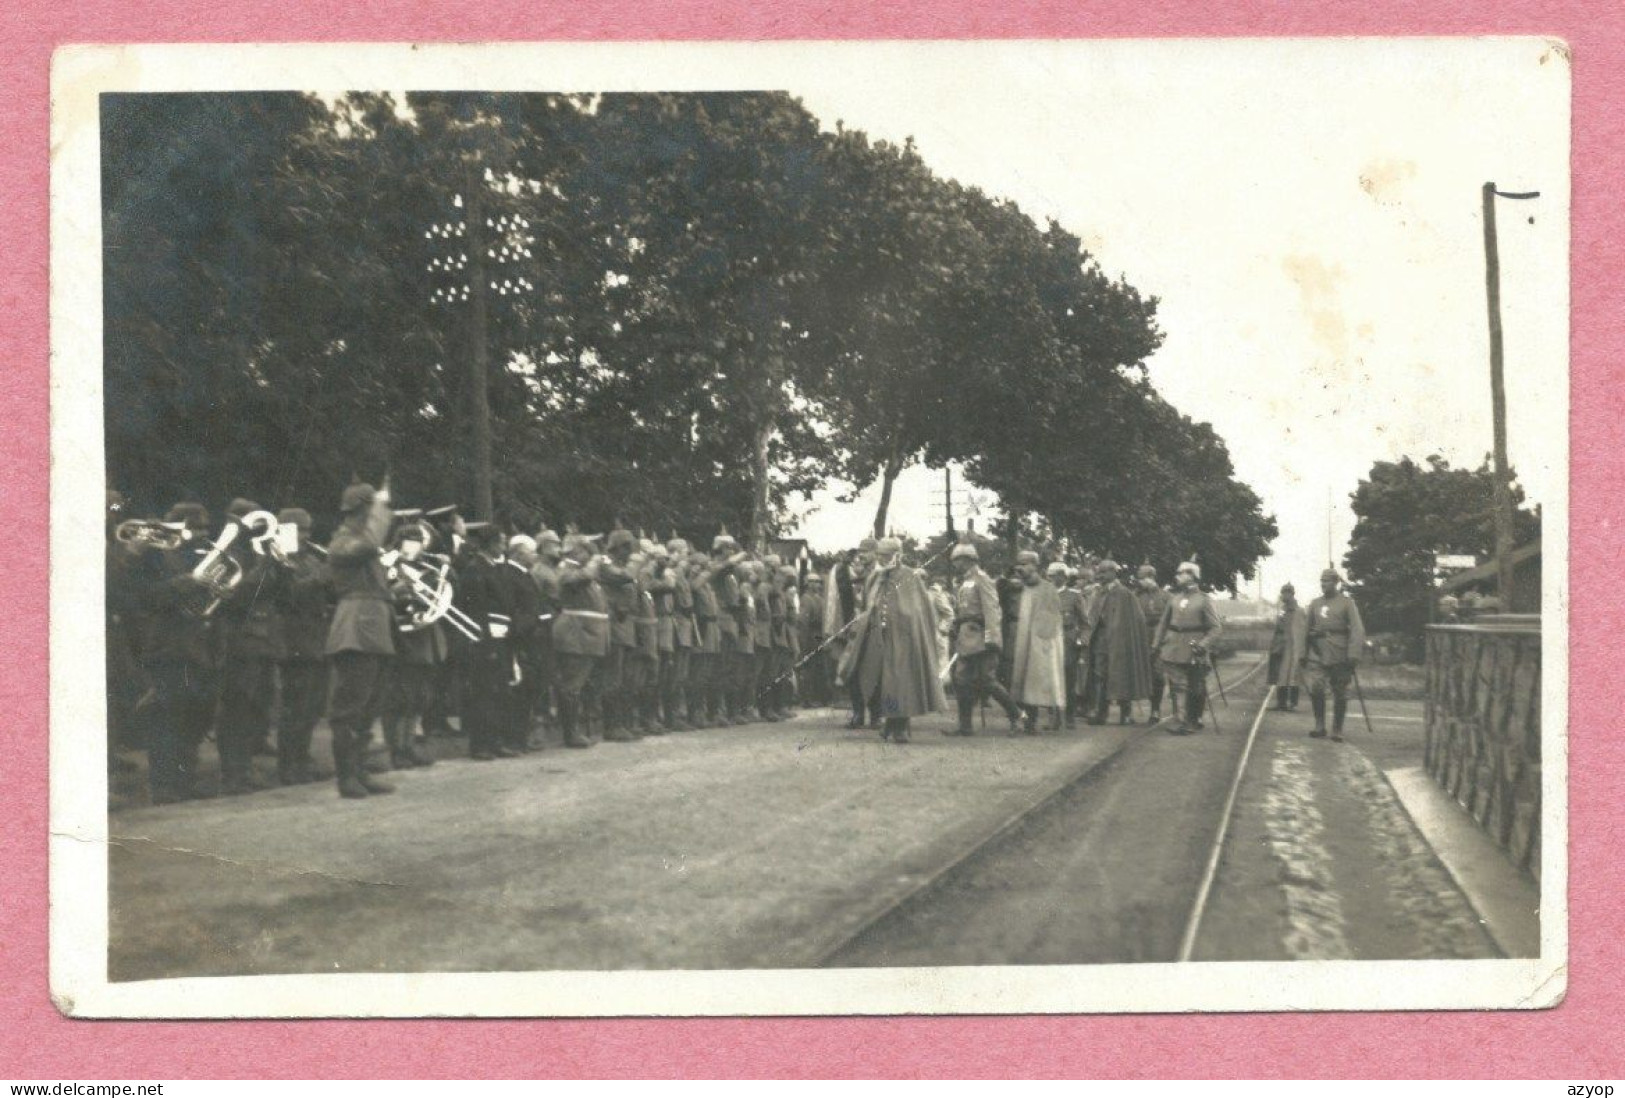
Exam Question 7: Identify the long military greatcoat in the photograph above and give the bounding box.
[839,563,945,719]
[1270,603,1308,687]
[1091,581,1154,701]
[1011,579,1067,707]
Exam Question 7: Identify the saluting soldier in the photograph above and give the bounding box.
[947,538,1023,736]
[274,506,331,785]
[1135,564,1172,724]
[552,533,608,748]
[710,531,750,726]
[689,548,723,727]
[1298,569,1366,741]
[598,527,641,742]
[324,482,397,798]
[661,537,696,731]
[629,547,663,735]
[1152,561,1223,736]
[529,529,565,742]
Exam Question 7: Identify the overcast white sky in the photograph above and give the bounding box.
[779,38,1568,594]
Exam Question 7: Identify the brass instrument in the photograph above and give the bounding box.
[382,548,480,642]
[115,519,192,551]
[240,509,293,566]
[189,522,244,618]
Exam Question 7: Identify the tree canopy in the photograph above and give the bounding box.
[1344,454,1541,640]
[102,90,1276,586]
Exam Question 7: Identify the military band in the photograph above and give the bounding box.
[108,479,1371,806]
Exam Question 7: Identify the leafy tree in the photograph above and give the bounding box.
[1344,454,1541,640]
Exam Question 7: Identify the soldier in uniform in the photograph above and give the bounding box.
[124,502,221,803]
[1152,561,1224,736]
[1298,568,1366,741]
[842,538,879,729]
[776,563,802,716]
[274,507,331,785]
[946,539,1022,736]
[214,497,286,793]
[1009,554,1067,734]
[798,573,829,707]
[661,537,696,730]
[1268,582,1308,712]
[456,522,518,760]
[380,522,442,770]
[552,533,608,748]
[324,482,397,798]
[499,534,542,754]
[1135,564,1172,723]
[1056,565,1088,730]
[598,527,641,741]
[750,557,781,721]
[629,546,663,735]
[1085,560,1154,726]
[840,536,945,743]
[710,532,752,726]
[528,529,565,743]
[688,548,723,727]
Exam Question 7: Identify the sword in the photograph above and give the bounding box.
[1207,648,1229,707]
[1351,664,1376,737]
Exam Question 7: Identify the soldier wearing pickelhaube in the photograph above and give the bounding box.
[774,563,800,717]
[688,547,723,726]
[843,536,880,729]
[710,528,750,726]
[747,558,778,721]
[627,543,663,735]
[499,534,543,754]
[661,536,696,731]
[1152,561,1224,736]
[1135,564,1172,724]
[598,526,641,741]
[947,537,1022,736]
[324,482,397,798]
[1298,568,1366,741]
[799,572,830,707]
[552,532,609,748]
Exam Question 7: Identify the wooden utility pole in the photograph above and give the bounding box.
[944,466,955,539]
[1482,181,1540,611]
[465,166,495,522]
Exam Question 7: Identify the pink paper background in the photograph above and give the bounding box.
[3,2,1618,1079]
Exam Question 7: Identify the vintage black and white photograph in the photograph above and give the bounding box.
[50,39,1568,1016]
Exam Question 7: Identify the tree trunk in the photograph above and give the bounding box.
[871,447,905,540]
[750,416,772,553]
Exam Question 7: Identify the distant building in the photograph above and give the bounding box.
[1440,537,1541,615]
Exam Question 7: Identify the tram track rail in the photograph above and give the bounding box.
[811,655,1270,968]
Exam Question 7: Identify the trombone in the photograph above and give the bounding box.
[383,549,481,642]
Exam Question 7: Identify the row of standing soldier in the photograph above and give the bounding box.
[106,483,823,803]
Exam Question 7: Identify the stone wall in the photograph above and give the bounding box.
[1424,618,1542,880]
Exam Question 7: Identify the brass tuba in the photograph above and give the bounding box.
[115,519,192,552]
[188,522,244,618]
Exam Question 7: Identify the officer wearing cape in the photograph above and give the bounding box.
[837,536,945,743]
[1009,552,1067,732]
